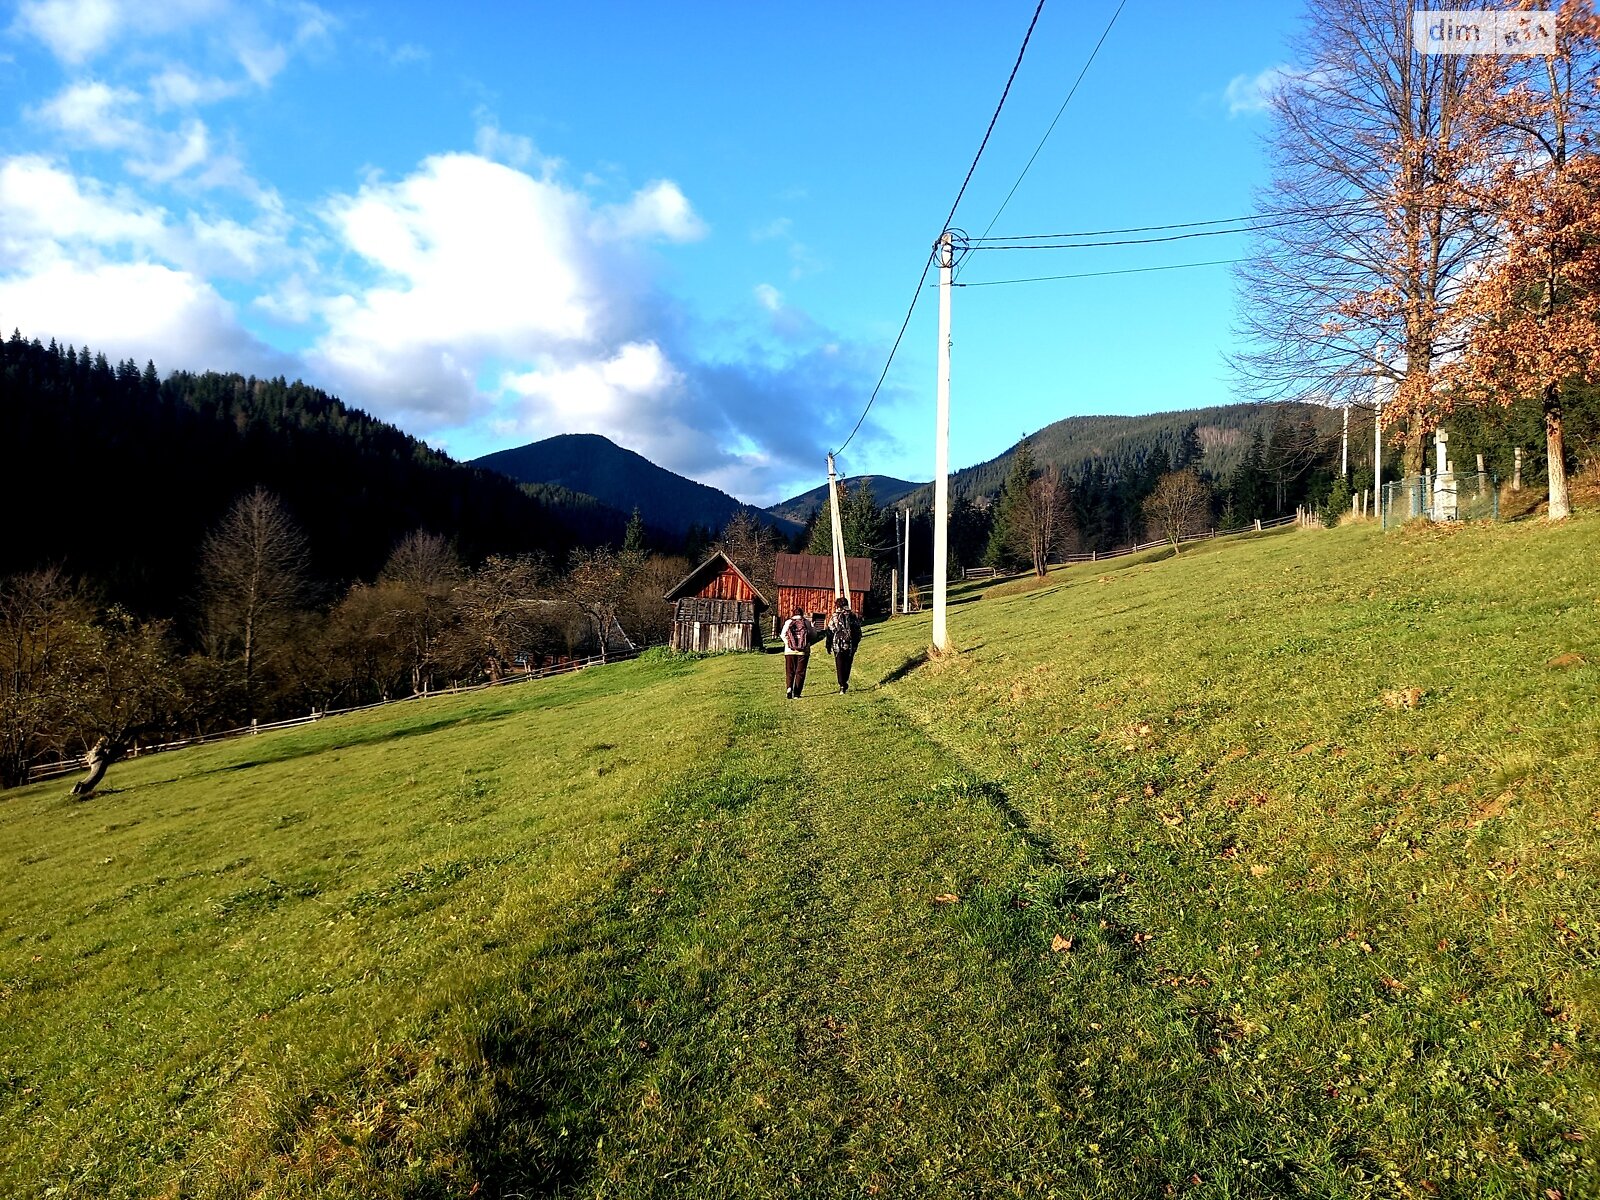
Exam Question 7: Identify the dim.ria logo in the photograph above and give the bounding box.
[1412,8,1555,55]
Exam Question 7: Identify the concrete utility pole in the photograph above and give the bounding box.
[902,507,911,614]
[1341,405,1349,479]
[932,231,954,655]
[1373,373,1384,507]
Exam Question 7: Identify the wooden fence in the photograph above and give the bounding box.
[947,514,1298,586]
[25,645,652,785]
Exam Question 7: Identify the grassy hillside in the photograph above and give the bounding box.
[3,510,1597,1197]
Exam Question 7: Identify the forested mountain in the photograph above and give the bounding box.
[0,329,628,614]
[474,433,802,539]
[904,402,1343,508]
[767,474,924,524]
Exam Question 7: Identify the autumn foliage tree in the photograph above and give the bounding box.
[1235,0,1496,472]
[1437,2,1600,521]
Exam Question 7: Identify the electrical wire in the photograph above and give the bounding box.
[950,256,1245,287]
[834,0,1048,458]
[971,208,1382,250]
[967,197,1380,242]
[959,0,1130,277]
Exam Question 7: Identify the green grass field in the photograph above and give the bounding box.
[4,514,1598,1198]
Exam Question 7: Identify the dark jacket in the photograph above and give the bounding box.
[827,609,862,655]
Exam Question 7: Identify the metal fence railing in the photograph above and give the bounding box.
[1381,473,1500,529]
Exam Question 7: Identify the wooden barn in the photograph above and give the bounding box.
[662,551,769,652]
[772,552,873,635]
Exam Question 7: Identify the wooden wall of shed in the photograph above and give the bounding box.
[773,586,869,632]
[697,568,757,603]
[671,618,757,652]
[670,595,760,652]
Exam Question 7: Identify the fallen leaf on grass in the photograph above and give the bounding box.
[1563,1131,1585,1142]
[1546,652,1585,670]
[1250,864,1272,877]
[932,893,960,905]
[1132,931,1154,946]
[1051,934,1074,953]
[1380,976,1407,992]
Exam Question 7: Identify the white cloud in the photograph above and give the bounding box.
[0,257,281,374]
[500,341,682,426]
[129,118,211,183]
[595,180,707,242]
[148,67,244,110]
[304,153,714,427]
[17,0,228,65]
[0,156,166,268]
[32,80,145,148]
[472,112,546,172]
[1222,64,1325,117]
[754,282,782,312]
[16,0,122,65]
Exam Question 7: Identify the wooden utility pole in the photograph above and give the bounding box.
[826,453,850,601]
[932,231,953,655]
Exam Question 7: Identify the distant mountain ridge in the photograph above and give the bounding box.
[474,433,802,539]
[897,402,1340,510]
[765,474,924,525]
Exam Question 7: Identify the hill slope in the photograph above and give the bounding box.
[901,401,1343,510]
[474,432,801,539]
[0,331,628,610]
[765,474,924,524]
[4,512,1597,1196]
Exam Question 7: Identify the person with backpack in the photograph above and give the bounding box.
[780,606,811,699]
[827,596,863,694]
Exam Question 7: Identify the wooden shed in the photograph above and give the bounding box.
[772,552,873,635]
[663,551,769,652]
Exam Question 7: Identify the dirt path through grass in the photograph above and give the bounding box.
[420,656,1354,1199]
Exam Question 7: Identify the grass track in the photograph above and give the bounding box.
[3,515,1598,1197]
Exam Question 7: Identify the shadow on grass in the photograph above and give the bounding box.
[875,649,930,688]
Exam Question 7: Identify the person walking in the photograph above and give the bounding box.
[827,596,862,694]
[780,606,811,699]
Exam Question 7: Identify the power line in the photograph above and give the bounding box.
[967,198,1379,242]
[960,0,1130,276]
[835,0,1048,458]
[969,208,1374,250]
[950,256,1245,287]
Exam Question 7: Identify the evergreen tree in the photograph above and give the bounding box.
[985,441,1036,570]
[622,507,647,556]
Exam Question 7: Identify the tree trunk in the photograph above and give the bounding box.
[70,737,123,797]
[1545,383,1571,521]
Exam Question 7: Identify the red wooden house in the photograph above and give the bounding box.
[662,551,769,652]
[771,552,873,636]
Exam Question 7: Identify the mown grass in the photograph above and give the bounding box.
[2,512,1597,1198]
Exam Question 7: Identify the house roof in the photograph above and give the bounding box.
[661,550,770,606]
[773,552,873,593]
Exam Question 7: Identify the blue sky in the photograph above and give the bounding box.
[0,0,1308,505]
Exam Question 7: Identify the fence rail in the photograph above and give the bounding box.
[920,516,1300,593]
[24,645,651,785]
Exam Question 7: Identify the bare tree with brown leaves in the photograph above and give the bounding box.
[1143,469,1212,552]
[1234,0,1498,472]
